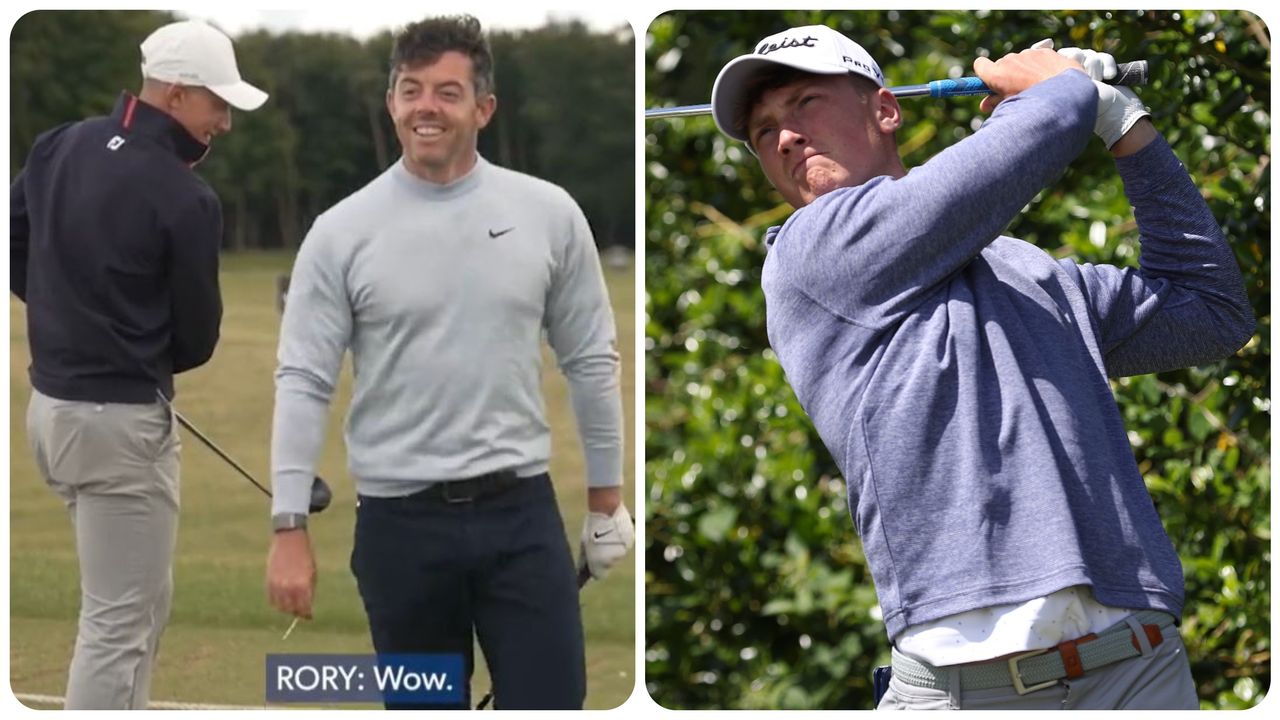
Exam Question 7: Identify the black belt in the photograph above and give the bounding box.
[365,470,527,506]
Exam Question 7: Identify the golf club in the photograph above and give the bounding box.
[644,59,1148,119]
[475,564,593,710]
[160,394,333,514]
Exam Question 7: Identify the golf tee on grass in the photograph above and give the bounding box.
[282,616,300,641]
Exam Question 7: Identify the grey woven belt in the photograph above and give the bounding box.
[891,610,1176,695]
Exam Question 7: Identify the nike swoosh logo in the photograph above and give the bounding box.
[489,227,515,238]
[593,529,615,540]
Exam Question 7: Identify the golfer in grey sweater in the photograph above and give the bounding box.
[711,27,1253,709]
[265,15,632,709]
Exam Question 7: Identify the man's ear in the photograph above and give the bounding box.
[164,83,187,111]
[474,93,497,130]
[874,87,903,134]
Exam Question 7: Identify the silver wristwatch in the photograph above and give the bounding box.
[272,513,308,532]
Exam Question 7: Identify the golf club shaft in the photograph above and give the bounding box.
[172,409,273,498]
[159,391,332,513]
[645,59,1148,119]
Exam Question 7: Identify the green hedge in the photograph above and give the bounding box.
[645,10,1269,710]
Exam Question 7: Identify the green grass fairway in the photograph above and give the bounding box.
[9,250,637,709]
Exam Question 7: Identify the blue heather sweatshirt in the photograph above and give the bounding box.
[761,70,1254,640]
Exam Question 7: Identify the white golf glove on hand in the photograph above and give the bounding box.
[1033,38,1149,148]
[580,503,635,579]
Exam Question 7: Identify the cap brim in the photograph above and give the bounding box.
[207,80,268,111]
[711,54,850,143]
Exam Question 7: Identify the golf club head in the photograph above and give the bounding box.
[309,476,333,514]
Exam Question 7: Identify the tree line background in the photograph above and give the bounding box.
[10,10,635,250]
[645,10,1269,710]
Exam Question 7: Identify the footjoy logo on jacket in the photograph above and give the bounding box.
[107,136,126,151]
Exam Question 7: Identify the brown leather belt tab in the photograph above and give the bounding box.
[1130,623,1164,652]
[1058,633,1097,679]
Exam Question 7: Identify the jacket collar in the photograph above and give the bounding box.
[111,91,209,165]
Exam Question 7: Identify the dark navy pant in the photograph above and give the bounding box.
[351,473,585,710]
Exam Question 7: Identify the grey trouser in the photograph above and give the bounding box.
[26,388,181,710]
[877,615,1200,710]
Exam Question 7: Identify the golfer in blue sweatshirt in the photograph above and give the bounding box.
[710,26,1253,709]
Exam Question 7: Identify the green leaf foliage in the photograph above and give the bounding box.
[645,10,1268,710]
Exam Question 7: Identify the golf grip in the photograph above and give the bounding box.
[643,59,1149,118]
[1111,59,1148,86]
[924,59,1147,98]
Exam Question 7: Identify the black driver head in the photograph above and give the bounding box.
[309,476,333,514]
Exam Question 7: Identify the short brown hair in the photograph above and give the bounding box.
[388,15,494,97]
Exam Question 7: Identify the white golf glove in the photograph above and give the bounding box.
[1033,38,1149,148]
[580,503,635,579]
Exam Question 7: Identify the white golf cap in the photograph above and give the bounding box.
[140,20,268,111]
[712,25,884,142]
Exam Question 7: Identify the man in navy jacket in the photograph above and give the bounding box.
[10,19,266,709]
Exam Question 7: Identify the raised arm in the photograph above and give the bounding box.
[1061,127,1254,376]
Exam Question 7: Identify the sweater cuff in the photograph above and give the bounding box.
[271,471,316,516]
[584,445,624,489]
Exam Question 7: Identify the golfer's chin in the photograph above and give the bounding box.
[401,146,473,184]
[801,166,856,204]
[406,139,448,164]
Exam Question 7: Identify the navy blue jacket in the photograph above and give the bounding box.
[11,91,222,403]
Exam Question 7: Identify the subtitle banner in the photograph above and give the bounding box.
[265,653,465,705]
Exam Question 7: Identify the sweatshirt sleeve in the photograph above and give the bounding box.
[167,189,223,373]
[771,70,1098,330]
[271,221,352,516]
[543,198,624,489]
[1058,136,1255,376]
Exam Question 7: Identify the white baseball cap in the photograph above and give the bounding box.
[712,25,885,142]
[140,20,268,111]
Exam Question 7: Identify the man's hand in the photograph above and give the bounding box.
[580,502,634,580]
[1044,39,1117,81]
[1043,40,1153,150]
[974,46,1085,114]
[266,529,317,620]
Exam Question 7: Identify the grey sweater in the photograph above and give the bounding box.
[761,70,1254,639]
[271,156,623,515]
